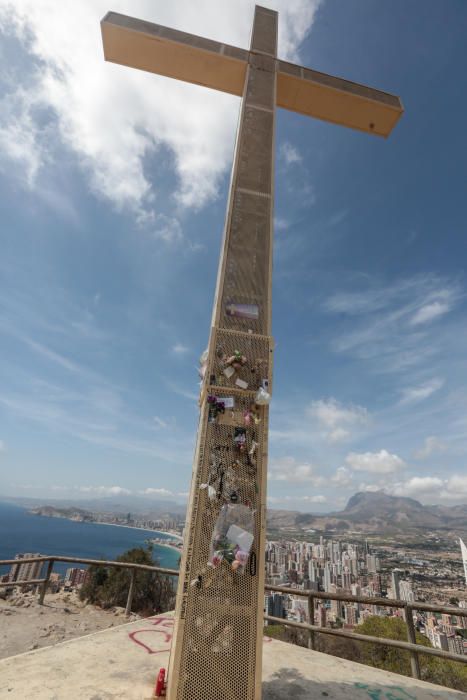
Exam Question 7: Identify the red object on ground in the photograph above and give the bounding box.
[155,668,166,697]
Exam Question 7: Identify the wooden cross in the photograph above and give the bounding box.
[100,7,402,700]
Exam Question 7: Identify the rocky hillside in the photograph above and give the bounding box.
[267,491,467,535]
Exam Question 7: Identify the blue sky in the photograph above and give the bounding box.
[1,0,467,511]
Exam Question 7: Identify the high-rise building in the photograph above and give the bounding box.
[323,563,332,592]
[308,560,317,582]
[399,580,415,603]
[433,632,449,651]
[344,605,357,626]
[8,554,43,583]
[330,585,344,620]
[457,601,467,630]
[342,567,352,591]
[460,538,467,586]
[267,593,286,620]
[65,568,89,587]
[370,573,382,596]
[391,569,401,600]
[447,635,464,656]
[317,604,327,628]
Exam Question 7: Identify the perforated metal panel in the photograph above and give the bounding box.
[167,7,277,700]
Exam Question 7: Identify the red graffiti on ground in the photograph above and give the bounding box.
[128,616,174,655]
[128,616,274,654]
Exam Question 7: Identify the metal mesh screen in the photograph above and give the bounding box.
[174,329,272,700]
[168,8,277,699]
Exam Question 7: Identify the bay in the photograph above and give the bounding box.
[0,501,180,578]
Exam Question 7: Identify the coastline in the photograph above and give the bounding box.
[74,520,184,555]
[80,520,183,541]
[0,504,183,573]
[153,542,183,555]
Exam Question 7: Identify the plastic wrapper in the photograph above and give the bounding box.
[198,348,209,380]
[225,303,259,320]
[255,386,271,405]
[208,503,254,573]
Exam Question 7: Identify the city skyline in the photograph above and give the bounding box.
[1,0,467,510]
[3,534,466,657]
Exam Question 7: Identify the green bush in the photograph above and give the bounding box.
[80,546,175,616]
[357,616,467,692]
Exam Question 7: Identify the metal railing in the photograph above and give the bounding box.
[1,556,466,681]
[264,583,467,679]
[0,555,178,616]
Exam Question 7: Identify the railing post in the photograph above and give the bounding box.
[39,559,54,605]
[405,605,421,679]
[125,568,137,616]
[307,596,315,650]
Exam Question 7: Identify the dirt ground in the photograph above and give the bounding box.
[0,589,140,659]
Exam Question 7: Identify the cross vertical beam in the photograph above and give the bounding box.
[167,8,277,699]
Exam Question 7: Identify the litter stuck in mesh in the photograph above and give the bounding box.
[208,503,254,573]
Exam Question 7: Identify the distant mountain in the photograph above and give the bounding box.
[2,495,186,518]
[4,491,467,536]
[267,491,467,535]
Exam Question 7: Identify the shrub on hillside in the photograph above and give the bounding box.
[79,546,175,616]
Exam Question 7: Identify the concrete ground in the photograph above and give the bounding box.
[0,612,465,699]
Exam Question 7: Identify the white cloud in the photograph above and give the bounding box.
[268,494,326,505]
[325,278,459,319]
[141,487,174,497]
[324,276,462,374]
[331,466,353,487]
[274,217,290,231]
[154,215,183,244]
[390,476,443,498]
[443,475,467,498]
[410,301,451,326]
[0,0,320,221]
[172,342,189,355]
[346,449,405,474]
[309,398,368,428]
[308,398,368,443]
[0,440,5,452]
[78,485,131,496]
[388,474,467,501]
[269,456,324,484]
[166,381,199,401]
[153,416,169,429]
[0,97,43,185]
[300,494,327,504]
[358,483,383,493]
[328,428,351,443]
[399,378,444,405]
[414,436,446,460]
[280,141,302,165]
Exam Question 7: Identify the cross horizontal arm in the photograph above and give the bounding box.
[101,12,403,138]
[101,12,247,97]
[277,60,403,137]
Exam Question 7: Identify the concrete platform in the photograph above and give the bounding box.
[0,612,465,699]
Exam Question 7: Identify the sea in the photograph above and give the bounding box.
[0,501,180,578]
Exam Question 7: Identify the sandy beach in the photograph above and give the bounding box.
[89,521,183,541]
